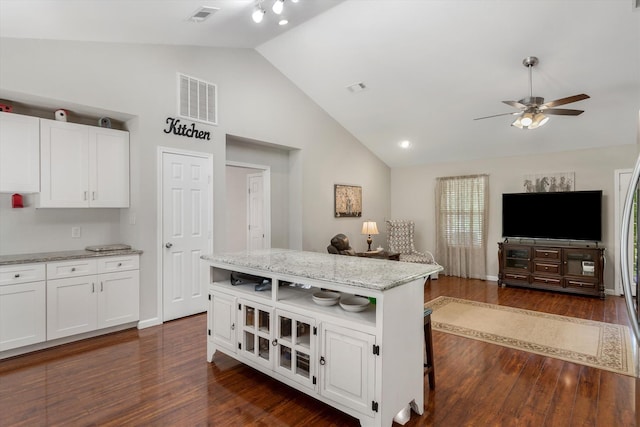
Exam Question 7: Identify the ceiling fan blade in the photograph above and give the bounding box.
[543,108,585,116]
[473,112,520,120]
[541,94,590,108]
[502,100,527,109]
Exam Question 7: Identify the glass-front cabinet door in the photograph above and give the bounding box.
[239,299,273,369]
[563,248,598,277]
[275,309,316,389]
[503,245,531,271]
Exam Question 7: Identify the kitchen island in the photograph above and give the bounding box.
[201,249,442,427]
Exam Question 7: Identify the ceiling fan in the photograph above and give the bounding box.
[474,56,589,129]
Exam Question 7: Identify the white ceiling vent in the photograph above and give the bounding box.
[178,73,218,125]
[347,82,367,93]
[186,6,220,23]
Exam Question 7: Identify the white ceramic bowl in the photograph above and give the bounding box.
[339,296,370,312]
[312,291,340,306]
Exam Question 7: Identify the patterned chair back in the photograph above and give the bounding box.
[386,219,416,255]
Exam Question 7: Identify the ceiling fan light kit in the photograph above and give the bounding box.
[475,56,589,130]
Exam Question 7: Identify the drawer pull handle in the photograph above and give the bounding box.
[117,263,122,267]
[71,267,76,272]
[14,273,20,278]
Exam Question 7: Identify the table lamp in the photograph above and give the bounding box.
[361,221,379,252]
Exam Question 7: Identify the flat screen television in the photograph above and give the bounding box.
[502,190,602,241]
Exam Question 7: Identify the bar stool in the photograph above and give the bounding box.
[424,308,435,389]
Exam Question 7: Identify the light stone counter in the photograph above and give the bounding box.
[0,248,143,266]
[201,248,442,291]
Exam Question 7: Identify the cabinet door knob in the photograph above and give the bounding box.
[71,267,76,272]
[272,339,278,347]
[117,262,122,267]
[165,242,173,249]
[231,323,235,331]
[319,356,326,365]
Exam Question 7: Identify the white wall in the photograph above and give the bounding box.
[390,144,638,292]
[0,38,391,325]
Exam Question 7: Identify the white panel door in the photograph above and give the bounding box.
[247,173,265,250]
[89,127,130,207]
[162,152,212,321]
[40,119,89,207]
[0,112,40,193]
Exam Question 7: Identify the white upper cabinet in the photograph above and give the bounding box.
[89,127,130,207]
[0,112,40,193]
[39,119,129,208]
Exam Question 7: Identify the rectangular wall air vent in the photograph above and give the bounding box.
[177,73,218,126]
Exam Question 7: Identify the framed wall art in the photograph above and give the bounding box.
[523,172,575,193]
[334,184,362,217]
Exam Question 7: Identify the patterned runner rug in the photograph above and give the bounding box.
[425,296,636,377]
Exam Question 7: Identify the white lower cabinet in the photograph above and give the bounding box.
[47,256,140,340]
[319,322,376,415]
[0,254,140,358]
[208,285,378,422]
[0,264,47,352]
[0,263,47,351]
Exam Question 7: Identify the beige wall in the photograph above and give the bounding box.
[390,144,638,292]
[0,37,391,325]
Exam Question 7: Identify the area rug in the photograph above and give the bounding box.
[425,296,636,377]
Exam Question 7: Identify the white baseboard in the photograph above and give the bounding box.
[486,275,499,282]
[138,317,162,329]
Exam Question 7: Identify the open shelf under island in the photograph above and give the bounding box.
[201,249,443,427]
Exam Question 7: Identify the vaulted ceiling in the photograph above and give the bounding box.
[1,0,639,167]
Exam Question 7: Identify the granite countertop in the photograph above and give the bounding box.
[201,249,442,292]
[0,248,143,266]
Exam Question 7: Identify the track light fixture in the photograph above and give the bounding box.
[272,0,284,15]
[253,0,298,24]
[252,3,266,23]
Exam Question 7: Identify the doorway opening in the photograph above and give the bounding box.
[225,162,271,252]
[615,168,637,296]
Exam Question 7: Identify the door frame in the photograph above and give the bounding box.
[157,146,213,323]
[614,168,634,295]
[226,160,271,250]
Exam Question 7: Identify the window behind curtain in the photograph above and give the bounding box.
[440,175,487,247]
[436,174,489,278]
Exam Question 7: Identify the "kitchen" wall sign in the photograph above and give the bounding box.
[164,117,211,141]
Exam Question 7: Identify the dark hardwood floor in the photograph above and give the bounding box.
[1,276,637,426]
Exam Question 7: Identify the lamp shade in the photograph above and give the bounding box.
[361,221,379,235]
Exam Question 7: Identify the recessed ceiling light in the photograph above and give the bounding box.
[399,140,412,149]
[278,19,289,26]
[186,6,220,23]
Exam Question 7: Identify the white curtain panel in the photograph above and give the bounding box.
[435,174,489,279]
